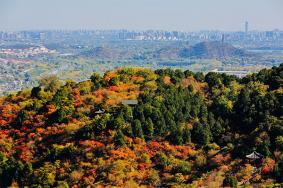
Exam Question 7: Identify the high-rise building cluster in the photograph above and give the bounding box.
[0,29,283,46]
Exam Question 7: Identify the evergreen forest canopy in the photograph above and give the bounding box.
[0,64,282,187]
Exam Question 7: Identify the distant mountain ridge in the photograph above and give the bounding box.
[79,41,246,59]
[154,41,246,59]
[79,47,122,59]
[186,41,245,58]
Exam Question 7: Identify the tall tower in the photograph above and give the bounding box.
[245,21,249,34]
[39,32,45,47]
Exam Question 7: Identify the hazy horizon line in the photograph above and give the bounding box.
[0,28,281,33]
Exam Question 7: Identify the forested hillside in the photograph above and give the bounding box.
[0,64,282,187]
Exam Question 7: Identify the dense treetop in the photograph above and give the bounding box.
[0,64,282,187]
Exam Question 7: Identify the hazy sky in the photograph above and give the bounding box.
[0,0,282,31]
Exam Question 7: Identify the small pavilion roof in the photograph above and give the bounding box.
[121,100,138,105]
[94,109,105,114]
[246,151,263,159]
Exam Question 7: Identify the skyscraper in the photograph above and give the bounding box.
[245,21,249,34]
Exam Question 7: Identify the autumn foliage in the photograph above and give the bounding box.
[0,65,283,187]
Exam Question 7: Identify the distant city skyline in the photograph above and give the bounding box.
[0,0,283,31]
